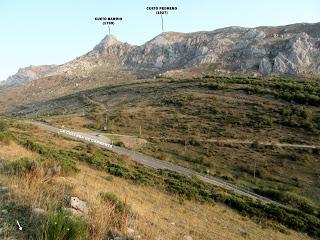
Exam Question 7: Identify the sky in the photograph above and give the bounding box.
[0,0,319,81]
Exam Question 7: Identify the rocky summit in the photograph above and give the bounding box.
[1,22,320,88]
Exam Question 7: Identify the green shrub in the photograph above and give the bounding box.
[49,150,79,174]
[0,132,13,144]
[42,210,87,240]
[99,192,129,214]
[58,157,78,175]
[161,171,212,202]
[162,95,194,107]
[18,139,78,175]
[106,162,131,177]
[3,157,39,176]
[239,78,320,106]
[22,140,48,155]
[253,188,318,215]
[278,105,317,130]
[285,192,318,215]
[0,120,9,131]
[205,82,226,90]
[105,162,156,185]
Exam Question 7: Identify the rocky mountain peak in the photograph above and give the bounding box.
[93,34,123,51]
[146,32,185,46]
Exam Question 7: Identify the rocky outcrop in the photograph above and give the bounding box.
[1,35,135,87]
[2,22,320,87]
[259,57,273,75]
[1,65,58,87]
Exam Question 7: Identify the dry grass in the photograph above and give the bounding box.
[47,116,93,130]
[0,170,129,239]
[0,141,38,161]
[0,161,312,240]
[0,126,314,240]
[64,164,312,240]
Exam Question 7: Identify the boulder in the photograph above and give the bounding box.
[67,196,88,214]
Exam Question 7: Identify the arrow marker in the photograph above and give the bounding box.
[16,220,22,231]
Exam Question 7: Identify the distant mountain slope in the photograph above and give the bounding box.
[1,22,320,88]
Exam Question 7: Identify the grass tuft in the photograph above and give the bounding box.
[42,210,87,240]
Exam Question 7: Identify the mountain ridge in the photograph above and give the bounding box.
[1,22,320,88]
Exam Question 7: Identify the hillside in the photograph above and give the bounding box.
[10,75,320,203]
[0,117,315,240]
[1,74,320,239]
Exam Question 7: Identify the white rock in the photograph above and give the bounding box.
[67,196,88,214]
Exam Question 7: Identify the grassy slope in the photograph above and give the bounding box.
[0,119,313,240]
[41,76,320,209]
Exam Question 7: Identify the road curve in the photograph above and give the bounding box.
[30,121,289,208]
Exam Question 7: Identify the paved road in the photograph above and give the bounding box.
[30,121,290,208]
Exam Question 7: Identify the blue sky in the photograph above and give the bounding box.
[0,0,319,80]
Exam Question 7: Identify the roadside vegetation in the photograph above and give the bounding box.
[0,120,131,239]
[0,118,318,238]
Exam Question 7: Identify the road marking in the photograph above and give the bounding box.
[59,129,113,148]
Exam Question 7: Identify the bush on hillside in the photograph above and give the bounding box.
[42,210,87,240]
[0,120,9,131]
[99,192,130,214]
[3,157,39,176]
